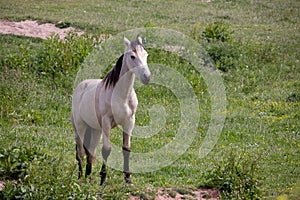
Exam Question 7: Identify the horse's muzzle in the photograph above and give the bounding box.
[141,72,151,84]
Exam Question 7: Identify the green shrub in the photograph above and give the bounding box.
[0,146,46,180]
[191,21,239,72]
[35,32,105,84]
[200,151,262,199]
[1,32,106,89]
[205,42,240,72]
[202,21,233,43]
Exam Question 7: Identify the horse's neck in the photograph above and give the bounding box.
[117,64,135,99]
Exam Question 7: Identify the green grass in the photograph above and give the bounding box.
[1,0,299,199]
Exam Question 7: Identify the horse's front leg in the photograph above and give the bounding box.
[100,117,112,185]
[122,131,132,184]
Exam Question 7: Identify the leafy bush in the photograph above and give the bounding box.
[202,21,233,43]
[200,151,262,199]
[0,153,93,200]
[35,32,105,86]
[1,32,106,89]
[191,21,279,73]
[205,42,240,72]
[0,146,46,180]
[191,21,239,72]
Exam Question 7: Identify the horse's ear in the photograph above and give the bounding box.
[123,35,131,47]
[137,34,143,45]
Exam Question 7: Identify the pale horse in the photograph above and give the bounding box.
[71,35,151,185]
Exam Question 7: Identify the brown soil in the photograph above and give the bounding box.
[0,181,4,191]
[0,20,84,39]
[130,187,219,200]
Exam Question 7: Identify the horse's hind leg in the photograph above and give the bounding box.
[74,133,85,179]
[72,116,87,179]
[84,128,101,178]
[76,144,84,179]
[83,127,92,177]
[75,134,86,179]
[83,145,92,177]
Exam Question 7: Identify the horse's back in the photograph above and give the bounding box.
[74,79,101,94]
[72,79,101,107]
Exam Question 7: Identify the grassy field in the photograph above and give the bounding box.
[0,0,299,199]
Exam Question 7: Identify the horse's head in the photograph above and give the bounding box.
[123,35,151,84]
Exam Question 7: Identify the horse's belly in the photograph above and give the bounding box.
[79,101,101,130]
[77,80,102,130]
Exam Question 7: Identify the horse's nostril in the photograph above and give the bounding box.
[142,73,151,84]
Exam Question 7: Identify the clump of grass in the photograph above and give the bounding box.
[200,150,262,199]
[55,21,71,29]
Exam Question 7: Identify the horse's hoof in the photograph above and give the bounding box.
[78,172,82,179]
[125,178,133,184]
[100,173,107,185]
[100,179,106,185]
[124,172,132,184]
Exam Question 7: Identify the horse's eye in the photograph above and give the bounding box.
[130,55,136,60]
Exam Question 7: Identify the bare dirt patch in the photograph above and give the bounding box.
[0,20,84,39]
[0,181,4,191]
[130,187,219,200]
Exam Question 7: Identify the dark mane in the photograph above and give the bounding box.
[103,54,124,89]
